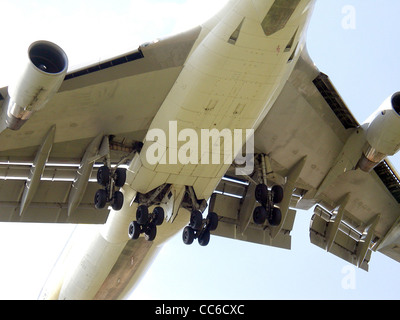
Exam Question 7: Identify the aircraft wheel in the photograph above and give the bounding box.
[272,185,284,204]
[207,212,218,231]
[94,189,108,209]
[97,166,110,187]
[190,210,203,230]
[198,229,210,246]
[182,226,195,245]
[268,207,282,226]
[136,205,149,225]
[144,223,157,241]
[153,206,165,226]
[253,206,267,225]
[114,168,127,187]
[255,184,268,204]
[128,221,141,240]
[111,191,124,211]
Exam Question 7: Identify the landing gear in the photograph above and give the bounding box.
[182,226,195,245]
[94,165,127,211]
[182,211,218,246]
[253,183,283,227]
[128,205,165,241]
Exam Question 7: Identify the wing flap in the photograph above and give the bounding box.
[212,207,295,250]
[310,206,371,271]
[0,159,111,224]
[0,179,108,224]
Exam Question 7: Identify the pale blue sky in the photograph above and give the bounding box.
[0,0,399,300]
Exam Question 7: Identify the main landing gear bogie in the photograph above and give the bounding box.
[94,165,127,211]
[128,205,165,242]
[253,183,283,227]
[182,211,218,247]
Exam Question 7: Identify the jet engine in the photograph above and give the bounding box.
[357,92,400,172]
[2,40,68,130]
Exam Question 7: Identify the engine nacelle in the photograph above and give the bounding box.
[2,40,68,130]
[357,92,400,172]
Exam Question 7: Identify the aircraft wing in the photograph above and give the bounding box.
[210,47,400,271]
[0,26,201,224]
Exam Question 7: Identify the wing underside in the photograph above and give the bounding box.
[0,27,201,224]
[210,47,400,270]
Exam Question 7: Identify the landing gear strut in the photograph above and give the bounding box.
[253,183,283,226]
[128,205,165,241]
[94,165,127,211]
[182,210,218,246]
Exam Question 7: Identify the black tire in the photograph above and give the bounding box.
[207,212,218,231]
[253,206,267,225]
[128,221,141,240]
[182,226,195,245]
[144,223,157,241]
[190,210,203,230]
[94,189,108,209]
[111,191,124,211]
[268,207,282,226]
[97,166,110,187]
[255,184,268,204]
[272,185,284,204]
[153,206,165,226]
[198,229,210,246]
[114,168,127,188]
[136,205,149,225]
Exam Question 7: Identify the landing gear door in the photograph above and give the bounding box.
[161,185,185,223]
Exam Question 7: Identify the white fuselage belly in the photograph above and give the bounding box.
[47,0,315,300]
[129,0,314,200]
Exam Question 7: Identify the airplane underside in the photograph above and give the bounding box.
[37,0,316,299]
[1,0,399,301]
